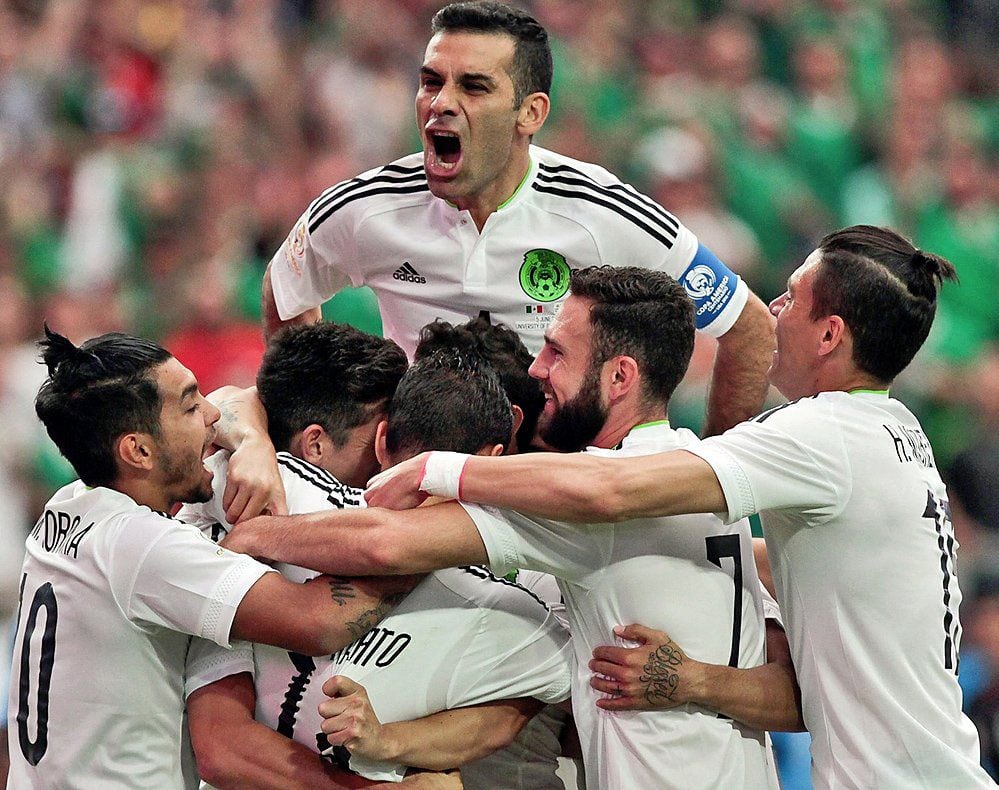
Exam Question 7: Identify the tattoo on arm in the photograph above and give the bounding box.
[639,643,682,706]
[214,399,239,441]
[345,592,409,640]
[328,578,357,607]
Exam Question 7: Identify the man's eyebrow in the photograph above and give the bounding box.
[459,71,497,86]
[180,382,198,402]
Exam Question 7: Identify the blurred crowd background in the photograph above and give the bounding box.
[0,0,995,785]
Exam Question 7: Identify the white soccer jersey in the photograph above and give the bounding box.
[269,146,749,357]
[6,482,272,789]
[182,453,572,788]
[462,423,777,790]
[690,391,994,789]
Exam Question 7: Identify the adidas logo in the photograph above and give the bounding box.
[393,262,426,284]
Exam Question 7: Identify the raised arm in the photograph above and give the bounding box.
[263,262,323,340]
[222,501,489,575]
[207,385,287,522]
[320,676,540,769]
[589,620,803,732]
[365,449,726,524]
[703,292,775,437]
[233,572,419,656]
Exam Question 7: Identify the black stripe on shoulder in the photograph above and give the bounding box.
[532,183,675,248]
[459,565,550,611]
[277,454,364,508]
[309,182,430,234]
[379,162,426,175]
[752,397,810,423]
[309,166,428,219]
[537,162,680,234]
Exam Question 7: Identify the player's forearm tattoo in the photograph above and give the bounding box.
[213,398,239,443]
[345,592,409,640]
[639,642,683,706]
[328,577,357,607]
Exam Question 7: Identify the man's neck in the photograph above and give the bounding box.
[592,406,669,450]
[113,478,172,513]
[455,148,532,231]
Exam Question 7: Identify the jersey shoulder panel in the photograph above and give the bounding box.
[306,153,430,236]
[276,452,365,512]
[528,146,686,253]
[434,565,552,616]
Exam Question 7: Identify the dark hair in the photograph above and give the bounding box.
[256,323,408,451]
[415,317,543,451]
[569,266,695,407]
[386,347,512,459]
[812,225,958,382]
[34,325,172,487]
[431,2,552,104]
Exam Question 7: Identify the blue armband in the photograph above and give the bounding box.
[679,244,739,329]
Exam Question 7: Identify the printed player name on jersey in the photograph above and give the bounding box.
[331,626,411,669]
[883,422,935,469]
[29,509,95,558]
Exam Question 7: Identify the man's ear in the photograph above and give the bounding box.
[517,92,550,137]
[488,443,505,457]
[299,424,327,466]
[818,315,848,358]
[118,433,155,472]
[605,355,641,403]
[510,404,524,447]
[374,419,390,469]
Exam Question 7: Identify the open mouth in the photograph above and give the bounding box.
[428,131,462,172]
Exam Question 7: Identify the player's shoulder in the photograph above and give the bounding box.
[435,566,553,617]
[276,452,365,511]
[528,146,686,252]
[305,152,430,233]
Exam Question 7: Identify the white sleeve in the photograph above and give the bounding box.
[184,636,256,698]
[447,594,572,708]
[268,201,359,320]
[759,583,783,626]
[459,502,601,581]
[687,402,851,525]
[106,514,275,648]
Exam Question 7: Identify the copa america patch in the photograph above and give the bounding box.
[284,221,307,277]
[680,244,736,329]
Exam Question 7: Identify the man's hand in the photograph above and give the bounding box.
[320,676,395,762]
[589,623,704,711]
[364,454,432,510]
[224,435,288,523]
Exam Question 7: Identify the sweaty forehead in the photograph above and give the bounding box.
[423,30,516,75]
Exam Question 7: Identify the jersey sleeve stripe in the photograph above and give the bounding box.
[276,453,364,508]
[309,177,429,233]
[532,182,676,248]
[459,565,551,611]
[537,162,681,233]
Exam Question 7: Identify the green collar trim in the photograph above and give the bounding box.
[848,388,889,396]
[631,419,671,431]
[497,159,534,210]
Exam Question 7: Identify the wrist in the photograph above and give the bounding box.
[685,658,717,709]
[419,452,470,499]
[372,722,403,762]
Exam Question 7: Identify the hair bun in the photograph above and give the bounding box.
[911,248,958,284]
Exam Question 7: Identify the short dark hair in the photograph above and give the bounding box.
[256,323,408,452]
[569,266,695,407]
[386,347,512,459]
[431,2,552,104]
[813,225,958,382]
[415,317,543,451]
[34,325,172,488]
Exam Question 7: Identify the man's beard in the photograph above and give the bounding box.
[161,443,213,505]
[540,367,607,453]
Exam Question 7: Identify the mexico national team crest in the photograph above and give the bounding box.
[519,249,570,302]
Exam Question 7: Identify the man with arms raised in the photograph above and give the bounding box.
[262,1,773,437]
[6,328,412,789]
[368,227,995,788]
[227,267,799,788]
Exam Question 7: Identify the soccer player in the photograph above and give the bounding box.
[261,1,774,437]
[366,227,996,788]
[184,331,571,789]
[6,328,412,789]
[225,267,798,788]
